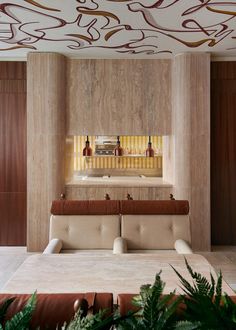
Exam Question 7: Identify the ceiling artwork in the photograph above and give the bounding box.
[1,0,236,58]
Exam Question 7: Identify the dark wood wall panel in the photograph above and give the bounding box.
[211,62,236,245]
[0,193,26,245]
[0,62,26,80]
[0,62,26,246]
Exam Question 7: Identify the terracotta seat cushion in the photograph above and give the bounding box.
[0,292,113,329]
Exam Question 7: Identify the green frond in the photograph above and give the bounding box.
[5,292,37,330]
[215,271,223,307]
[0,297,15,323]
[170,264,195,296]
[156,295,183,329]
[209,273,215,299]
[174,320,201,330]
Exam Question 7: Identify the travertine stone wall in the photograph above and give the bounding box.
[172,53,211,251]
[66,186,172,201]
[66,59,172,136]
[27,54,210,252]
[27,53,66,252]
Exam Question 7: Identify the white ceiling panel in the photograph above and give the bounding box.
[0,0,236,58]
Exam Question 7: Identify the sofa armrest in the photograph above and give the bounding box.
[174,239,193,254]
[43,239,63,254]
[113,237,127,254]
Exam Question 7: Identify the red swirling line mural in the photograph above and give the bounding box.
[0,0,236,56]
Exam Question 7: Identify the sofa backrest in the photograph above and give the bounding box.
[50,215,120,249]
[120,200,190,250]
[121,215,191,250]
[119,200,189,215]
[50,199,190,250]
[50,200,121,250]
[51,200,120,215]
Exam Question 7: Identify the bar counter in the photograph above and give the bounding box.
[66,176,172,188]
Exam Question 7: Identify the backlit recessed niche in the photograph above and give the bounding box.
[66,136,163,179]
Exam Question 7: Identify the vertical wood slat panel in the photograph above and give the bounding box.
[0,193,26,245]
[211,62,236,245]
[0,62,26,246]
[0,94,26,192]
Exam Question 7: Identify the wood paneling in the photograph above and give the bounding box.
[173,53,211,251]
[67,59,172,136]
[0,193,26,245]
[0,62,26,80]
[0,62,26,246]
[211,62,236,245]
[27,53,66,252]
[0,94,26,193]
[66,186,172,201]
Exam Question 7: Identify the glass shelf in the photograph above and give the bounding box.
[83,155,162,158]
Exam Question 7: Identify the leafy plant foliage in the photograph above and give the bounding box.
[117,271,183,330]
[0,292,36,330]
[1,259,236,329]
[172,258,236,330]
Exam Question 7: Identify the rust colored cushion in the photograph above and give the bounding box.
[0,292,113,329]
[117,293,186,317]
[51,200,120,215]
[120,200,189,215]
[117,294,138,316]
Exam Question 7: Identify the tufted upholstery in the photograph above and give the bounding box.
[121,215,191,250]
[44,200,192,254]
[49,215,120,250]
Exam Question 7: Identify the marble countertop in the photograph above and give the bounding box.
[66,176,173,188]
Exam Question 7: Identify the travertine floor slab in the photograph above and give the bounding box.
[1,253,234,298]
[0,247,31,290]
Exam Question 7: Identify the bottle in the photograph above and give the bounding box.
[83,136,92,156]
[114,136,123,156]
[146,136,154,157]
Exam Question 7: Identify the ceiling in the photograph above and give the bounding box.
[1,0,236,59]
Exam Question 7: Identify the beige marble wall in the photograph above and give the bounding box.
[66,59,172,136]
[26,53,210,252]
[162,135,174,184]
[172,53,210,251]
[66,186,172,201]
[27,53,66,252]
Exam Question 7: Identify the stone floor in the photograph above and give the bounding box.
[0,246,236,292]
[201,246,236,292]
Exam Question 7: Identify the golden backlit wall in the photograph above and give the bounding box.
[73,136,162,172]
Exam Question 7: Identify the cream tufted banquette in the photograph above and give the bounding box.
[43,200,192,254]
[49,215,120,250]
[120,215,191,250]
[43,200,121,254]
[116,200,192,253]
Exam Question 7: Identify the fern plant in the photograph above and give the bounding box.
[63,305,124,330]
[0,292,36,330]
[172,258,236,330]
[117,271,186,330]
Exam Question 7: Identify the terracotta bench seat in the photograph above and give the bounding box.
[0,292,113,329]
